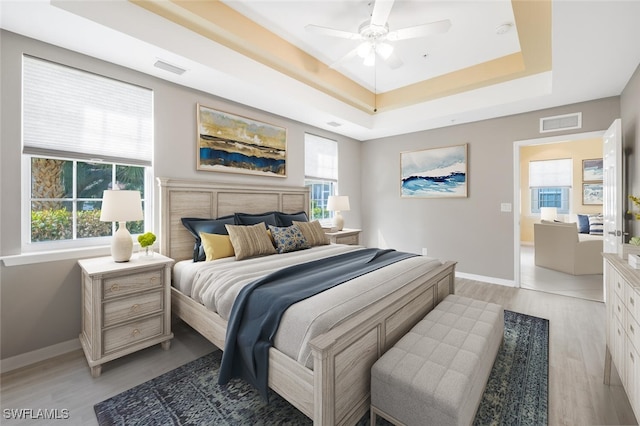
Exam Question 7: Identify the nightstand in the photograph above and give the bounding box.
[78,253,174,377]
[325,228,361,245]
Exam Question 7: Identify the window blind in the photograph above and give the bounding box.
[305,133,337,180]
[22,56,153,166]
[529,158,572,188]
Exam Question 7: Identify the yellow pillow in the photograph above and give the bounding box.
[200,232,235,261]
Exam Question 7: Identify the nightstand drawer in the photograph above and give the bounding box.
[103,290,163,327]
[103,315,163,353]
[103,270,162,299]
[336,235,359,245]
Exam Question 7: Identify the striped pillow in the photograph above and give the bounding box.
[293,220,329,247]
[225,223,276,260]
[588,214,604,235]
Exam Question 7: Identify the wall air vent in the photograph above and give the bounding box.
[326,121,342,127]
[539,112,582,133]
[153,60,186,75]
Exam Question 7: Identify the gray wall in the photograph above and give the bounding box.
[621,63,640,238]
[361,97,621,280]
[0,30,361,359]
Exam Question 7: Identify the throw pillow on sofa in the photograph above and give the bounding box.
[588,214,604,235]
[577,214,590,234]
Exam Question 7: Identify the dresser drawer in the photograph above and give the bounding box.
[628,310,640,353]
[614,294,626,323]
[103,315,163,354]
[103,270,162,299]
[613,270,625,298]
[626,283,640,323]
[103,290,163,327]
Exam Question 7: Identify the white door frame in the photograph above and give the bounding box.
[512,130,605,288]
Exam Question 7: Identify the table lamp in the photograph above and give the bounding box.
[327,195,350,231]
[100,190,143,262]
[540,207,558,222]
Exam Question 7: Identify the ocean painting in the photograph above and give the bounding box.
[401,144,467,198]
[582,158,603,182]
[197,104,287,177]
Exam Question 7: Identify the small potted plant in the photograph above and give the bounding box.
[622,195,640,259]
[138,232,157,258]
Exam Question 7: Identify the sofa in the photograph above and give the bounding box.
[533,221,603,275]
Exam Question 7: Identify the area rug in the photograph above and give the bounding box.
[95,310,548,426]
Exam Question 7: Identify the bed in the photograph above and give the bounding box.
[157,177,457,426]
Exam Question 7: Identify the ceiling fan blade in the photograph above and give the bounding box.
[387,19,452,41]
[329,45,361,69]
[370,0,395,27]
[382,51,403,69]
[305,24,363,40]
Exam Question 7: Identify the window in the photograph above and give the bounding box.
[22,56,153,251]
[529,159,572,214]
[304,134,338,222]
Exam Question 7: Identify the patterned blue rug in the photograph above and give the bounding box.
[95,310,548,425]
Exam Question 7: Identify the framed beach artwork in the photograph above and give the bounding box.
[401,144,468,198]
[197,103,287,177]
[583,183,603,205]
[582,158,603,182]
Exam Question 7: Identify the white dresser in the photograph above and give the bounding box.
[604,253,640,420]
[78,254,174,377]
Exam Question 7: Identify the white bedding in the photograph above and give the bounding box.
[172,244,442,368]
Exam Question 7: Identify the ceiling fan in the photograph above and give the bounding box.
[305,0,451,69]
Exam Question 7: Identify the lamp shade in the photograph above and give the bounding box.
[100,190,143,222]
[327,195,350,212]
[540,207,558,221]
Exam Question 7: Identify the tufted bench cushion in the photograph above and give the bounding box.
[370,294,504,426]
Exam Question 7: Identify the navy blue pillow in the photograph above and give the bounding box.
[275,211,308,227]
[181,215,236,261]
[577,214,590,234]
[234,212,278,228]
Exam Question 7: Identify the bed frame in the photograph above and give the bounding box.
[157,177,457,426]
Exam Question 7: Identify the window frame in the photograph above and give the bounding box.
[530,187,571,215]
[21,154,153,253]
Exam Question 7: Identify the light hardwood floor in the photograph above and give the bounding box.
[1,279,637,425]
[520,244,605,302]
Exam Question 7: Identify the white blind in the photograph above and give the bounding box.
[305,133,337,180]
[529,158,572,187]
[22,56,153,166]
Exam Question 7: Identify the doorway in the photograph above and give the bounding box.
[513,130,606,302]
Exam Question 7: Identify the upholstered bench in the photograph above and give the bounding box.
[370,294,504,426]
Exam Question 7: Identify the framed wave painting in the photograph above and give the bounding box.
[401,144,468,198]
[197,104,287,177]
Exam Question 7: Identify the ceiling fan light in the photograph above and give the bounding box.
[376,43,394,60]
[363,51,376,67]
[357,42,372,59]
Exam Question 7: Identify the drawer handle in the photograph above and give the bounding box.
[150,276,158,282]
[631,297,635,306]
[130,304,140,312]
[110,283,120,292]
[631,352,635,363]
[617,305,621,313]
[631,324,635,334]
[131,329,140,337]
[617,282,621,289]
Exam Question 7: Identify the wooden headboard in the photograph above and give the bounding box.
[157,177,310,261]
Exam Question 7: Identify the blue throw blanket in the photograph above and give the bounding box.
[218,248,417,400]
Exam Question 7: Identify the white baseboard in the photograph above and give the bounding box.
[455,271,515,287]
[1,338,81,374]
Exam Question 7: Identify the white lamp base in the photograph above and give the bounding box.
[333,212,345,231]
[111,221,133,262]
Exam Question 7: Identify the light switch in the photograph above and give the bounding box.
[501,203,512,212]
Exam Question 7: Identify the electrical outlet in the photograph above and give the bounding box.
[421,248,428,256]
[500,203,512,212]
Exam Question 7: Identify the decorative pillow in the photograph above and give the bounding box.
[181,215,236,261]
[234,212,278,228]
[200,232,235,261]
[589,214,604,235]
[293,220,329,247]
[225,223,276,260]
[577,214,590,234]
[275,211,309,227]
[268,224,310,254]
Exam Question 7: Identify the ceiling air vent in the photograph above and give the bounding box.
[154,60,186,75]
[539,112,582,133]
